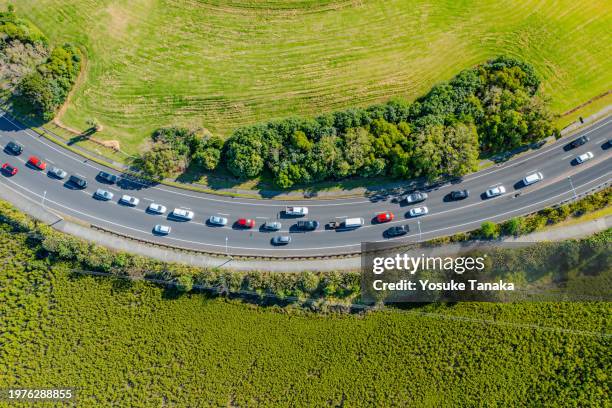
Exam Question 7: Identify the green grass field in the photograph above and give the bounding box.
[6,0,612,155]
[1,225,610,405]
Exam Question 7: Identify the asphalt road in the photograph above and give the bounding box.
[0,113,610,256]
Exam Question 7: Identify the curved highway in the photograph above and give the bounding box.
[0,113,610,256]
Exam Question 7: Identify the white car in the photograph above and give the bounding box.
[285,206,308,216]
[523,172,543,186]
[94,188,113,201]
[408,206,429,217]
[147,203,167,214]
[48,166,67,179]
[171,208,194,221]
[153,224,171,235]
[208,215,228,226]
[575,151,594,164]
[120,194,140,206]
[485,185,506,198]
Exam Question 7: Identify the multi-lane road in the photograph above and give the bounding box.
[0,113,610,256]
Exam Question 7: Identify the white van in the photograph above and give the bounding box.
[523,172,543,186]
[344,217,365,228]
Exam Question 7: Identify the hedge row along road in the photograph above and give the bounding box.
[0,113,610,257]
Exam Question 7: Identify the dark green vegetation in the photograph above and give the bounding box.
[134,127,224,180]
[1,218,610,405]
[138,57,555,187]
[0,8,80,121]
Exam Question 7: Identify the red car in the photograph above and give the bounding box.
[236,218,255,228]
[1,163,18,176]
[376,211,394,223]
[27,156,46,170]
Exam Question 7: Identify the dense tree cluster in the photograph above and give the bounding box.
[15,43,81,121]
[0,9,48,93]
[0,8,47,47]
[134,127,223,179]
[0,8,81,121]
[223,56,555,187]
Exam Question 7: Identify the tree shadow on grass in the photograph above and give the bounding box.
[67,127,97,145]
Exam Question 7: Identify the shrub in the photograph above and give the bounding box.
[298,272,320,294]
[501,217,524,237]
[135,145,183,179]
[480,221,500,239]
[175,275,194,293]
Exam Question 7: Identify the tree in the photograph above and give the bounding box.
[16,72,55,119]
[502,217,524,237]
[440,122,479,176]
[225,128,265,178]
[412,125,444,180]
[192,147,220,171]
[291,130,313,151]
[86,118,101,132]
[480,221,500,239]
[342,127,371,173]
[135,145,182,179]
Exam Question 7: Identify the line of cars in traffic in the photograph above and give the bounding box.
[1,134,608,246]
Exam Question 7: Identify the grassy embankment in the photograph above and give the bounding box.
[7,0,612,158]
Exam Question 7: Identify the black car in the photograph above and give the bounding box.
[97,171,119,184]
[5,141,23,155]
[449,189,469,200]
[296,220,319,231]
[564,135,589,151]
[385,224,409,237]
[68,174,88,189]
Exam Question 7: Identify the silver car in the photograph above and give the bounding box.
[208,215,228,226]
[48,166,67,179]
[271,235,291,245]
[94,188,114,201]
[153,224,171,235]
[485,185,506,198]
[404,191,428,203]
[263,221,282,231]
